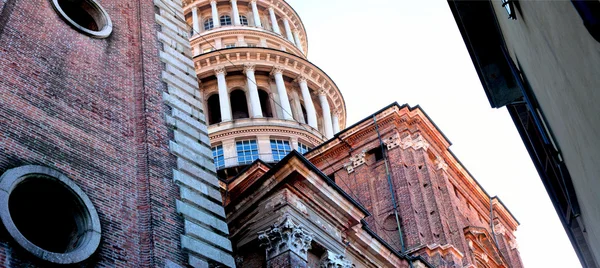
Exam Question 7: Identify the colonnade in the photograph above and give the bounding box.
[189,0,305,53]
[212,65,340,138]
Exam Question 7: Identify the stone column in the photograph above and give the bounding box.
[258,217,313,268]
[271,67,293,120]
[283,18,295,43]
[332,110,340,134]
[319,251,353,268]
[211,0,221,27]
[297,76,318,129]
[215,67,232,121]
[244,64,263,118]
[293,30,305,54]
[268,6,281,34]
[191,6,200,34]
[231,0,241,25]
[318,90,334,139]
[250,0,262,28]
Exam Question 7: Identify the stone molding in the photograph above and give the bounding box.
[319,251,354,268]
[345,150,366,174]
[214,66,227,76]
[243,63,256,72]
[154,0,234,266]
[258,216,313,261]
[383,133,401,150]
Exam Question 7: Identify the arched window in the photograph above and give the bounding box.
[239,15,249,26]
[258,89,273,118]
[207,94,222,124]
[230,89,249,119]
[204,18,214,30]
[220,15,232,26]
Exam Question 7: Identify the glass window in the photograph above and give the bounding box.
[247,43,257,47]
[204,18,214,30]
[225,43,236,48]
[271,139,292,162]
[212,145,225,169]
[236,140,259,165]
[220,15,232,26]
[297,142,310,154]
[239,15,248,26]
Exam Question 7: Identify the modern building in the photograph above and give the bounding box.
[0,0,524,267]
[447,1,600,267]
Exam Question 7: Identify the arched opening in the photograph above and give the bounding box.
[51,0,112,38]
[204,18,214,30]
[207,94,222,124]
[220,15,232,26]
[230,90,249,119]
[259,89,273,118]
[239,15,249,26]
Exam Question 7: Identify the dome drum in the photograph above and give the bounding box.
[183,0,307,56]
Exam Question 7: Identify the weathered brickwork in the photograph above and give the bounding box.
[0,0,231,267]
[306,104,524,268]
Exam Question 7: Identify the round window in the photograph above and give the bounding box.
[50,0,113,38]
[0,166,101,264]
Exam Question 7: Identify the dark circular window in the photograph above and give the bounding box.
[51,0,112,38]
[0,166,101,264]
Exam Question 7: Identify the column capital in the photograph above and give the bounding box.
[230,0,237,2]
[270,66,285,76]
[258,216,313,261]
[268,5,275,11]
[295,75,308,83]
[243,63,256,73]
[250,0,257,3]
[210,0,217,4]
[214,66,227,76]
[319,251,353,268]
[318,88,328,96]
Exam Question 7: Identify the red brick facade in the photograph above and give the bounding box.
[306,104,524,268]
[0,0,186,266]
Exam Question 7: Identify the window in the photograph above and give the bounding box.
[298,142,310,154]
[367,145,385,163]
[212,145,225,169]
[225,43,236,48]
[220,15,232,26]
[0,165,101,264]
[207,94,222,124]
[240,15,249,26]
[247,43,257,47]
[204,18,214,30]
[271,139,292,162]
[237,140,259,165]
[51,0,113,38]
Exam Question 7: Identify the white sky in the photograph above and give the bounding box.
[286,0,580,266]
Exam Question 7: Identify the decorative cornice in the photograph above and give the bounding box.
[258,216,313,261]
[209,124,324,145]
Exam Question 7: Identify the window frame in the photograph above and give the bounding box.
[236,140,259,165]
[204,18,214,30]
[220,15,232,26]
[270,139,292,162]
[212,145,225,169]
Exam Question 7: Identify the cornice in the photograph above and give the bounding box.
[209,124,325,145]
[190,27,305,58]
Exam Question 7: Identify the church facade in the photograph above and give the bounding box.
[0,0,523,267]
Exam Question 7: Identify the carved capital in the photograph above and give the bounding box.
[343,163,354,174]
[349,150,366,170]
[320,251,354,268]
[318,89,328,96]
[434,156,448,171]
[210,0,217,5]
[214,66,227,76]
[243,63,256,73]
[295,75,308,83]
[412,134,430,151]
[383,133,401,150]
[258,217,313,261]
[493,219,506,235]
[270,66,285,76]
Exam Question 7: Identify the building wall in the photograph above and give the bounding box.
[0,0,233,267]
[308,106,523,268]
[490,1,600,264]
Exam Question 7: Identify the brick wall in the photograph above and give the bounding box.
[0,0,185,266]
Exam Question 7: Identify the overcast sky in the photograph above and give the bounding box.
[286,0,580,266]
